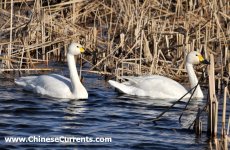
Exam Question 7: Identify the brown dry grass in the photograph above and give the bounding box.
[0,0,229,85]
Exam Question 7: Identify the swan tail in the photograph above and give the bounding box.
[15,76,37,91]
[108,80,133,94]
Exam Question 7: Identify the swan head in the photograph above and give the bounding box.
[186,51,209,65]
[68,43,85,55]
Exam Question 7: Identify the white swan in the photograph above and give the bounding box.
[108,51,209,99]
[15,43,88,99]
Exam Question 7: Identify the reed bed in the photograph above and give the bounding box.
[0,0,229,83]
[0,0,229,147]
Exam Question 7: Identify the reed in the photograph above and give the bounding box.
[207,54,218,137]
[220,87,228,150]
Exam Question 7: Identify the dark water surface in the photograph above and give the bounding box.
[0,68,229,149]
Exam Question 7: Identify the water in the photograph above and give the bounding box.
[0,68,228,149]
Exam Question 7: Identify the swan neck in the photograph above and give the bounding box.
[67,54,82,96]
[186,63,203,98]
[186,63,198,87]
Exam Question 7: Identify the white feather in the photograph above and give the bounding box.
[15,43,88,99]
[109,51,206,99]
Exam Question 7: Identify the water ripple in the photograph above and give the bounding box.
[0,74,221,149]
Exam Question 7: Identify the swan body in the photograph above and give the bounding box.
[109,75,190,99]
[109,51,209,99]
[15,43,88,99]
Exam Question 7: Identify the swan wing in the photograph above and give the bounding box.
[137,75,189,99]
[15,74,73,98]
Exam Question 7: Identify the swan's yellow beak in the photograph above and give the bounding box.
[80,47,85,53]
[198,55,204,62]
[199,54,210,64]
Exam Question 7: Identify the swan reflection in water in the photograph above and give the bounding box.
[62,99,87,121]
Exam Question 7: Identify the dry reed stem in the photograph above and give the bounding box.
[222,87,228,136]
[208,54,219,138]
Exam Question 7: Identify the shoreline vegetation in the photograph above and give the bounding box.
[0,0,230,148]
[0,0,229,83]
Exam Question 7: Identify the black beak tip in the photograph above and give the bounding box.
[83,49,92,56]
[202,59,210,65]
